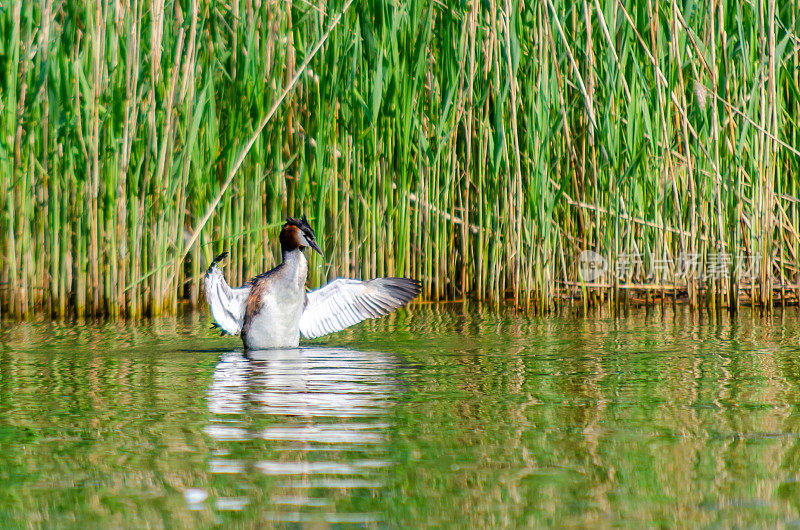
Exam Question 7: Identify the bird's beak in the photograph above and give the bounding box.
[309,240,323,257]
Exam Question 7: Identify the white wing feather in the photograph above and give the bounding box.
[299,278,421,339]
[204,254,251,335]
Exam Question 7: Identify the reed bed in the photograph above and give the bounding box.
[1,0,799,318]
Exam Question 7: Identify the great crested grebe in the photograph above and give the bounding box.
[204,216,421,349]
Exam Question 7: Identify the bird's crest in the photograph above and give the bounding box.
[285,215,315,239]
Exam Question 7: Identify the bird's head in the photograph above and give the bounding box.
[280,215,323,256]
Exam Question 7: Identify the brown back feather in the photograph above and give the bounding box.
[241,266,281,338]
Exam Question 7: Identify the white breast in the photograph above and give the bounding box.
[243,251,308,349]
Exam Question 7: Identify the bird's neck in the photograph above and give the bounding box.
[282,247,306,263]
[281,248,308,284]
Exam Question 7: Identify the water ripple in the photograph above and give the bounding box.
[204,347,398,522]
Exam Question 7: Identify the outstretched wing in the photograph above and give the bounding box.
[204,252,251,335]
[298,277,421,339]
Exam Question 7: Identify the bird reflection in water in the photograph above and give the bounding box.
[203,347,399,523]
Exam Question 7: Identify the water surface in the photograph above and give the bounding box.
[2,305,800,527]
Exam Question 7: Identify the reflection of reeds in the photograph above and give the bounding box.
[1,1,799,317]
[3,306,800,526]
[374,305,800,527]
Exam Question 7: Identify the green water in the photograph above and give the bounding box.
[2,305,800,527]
